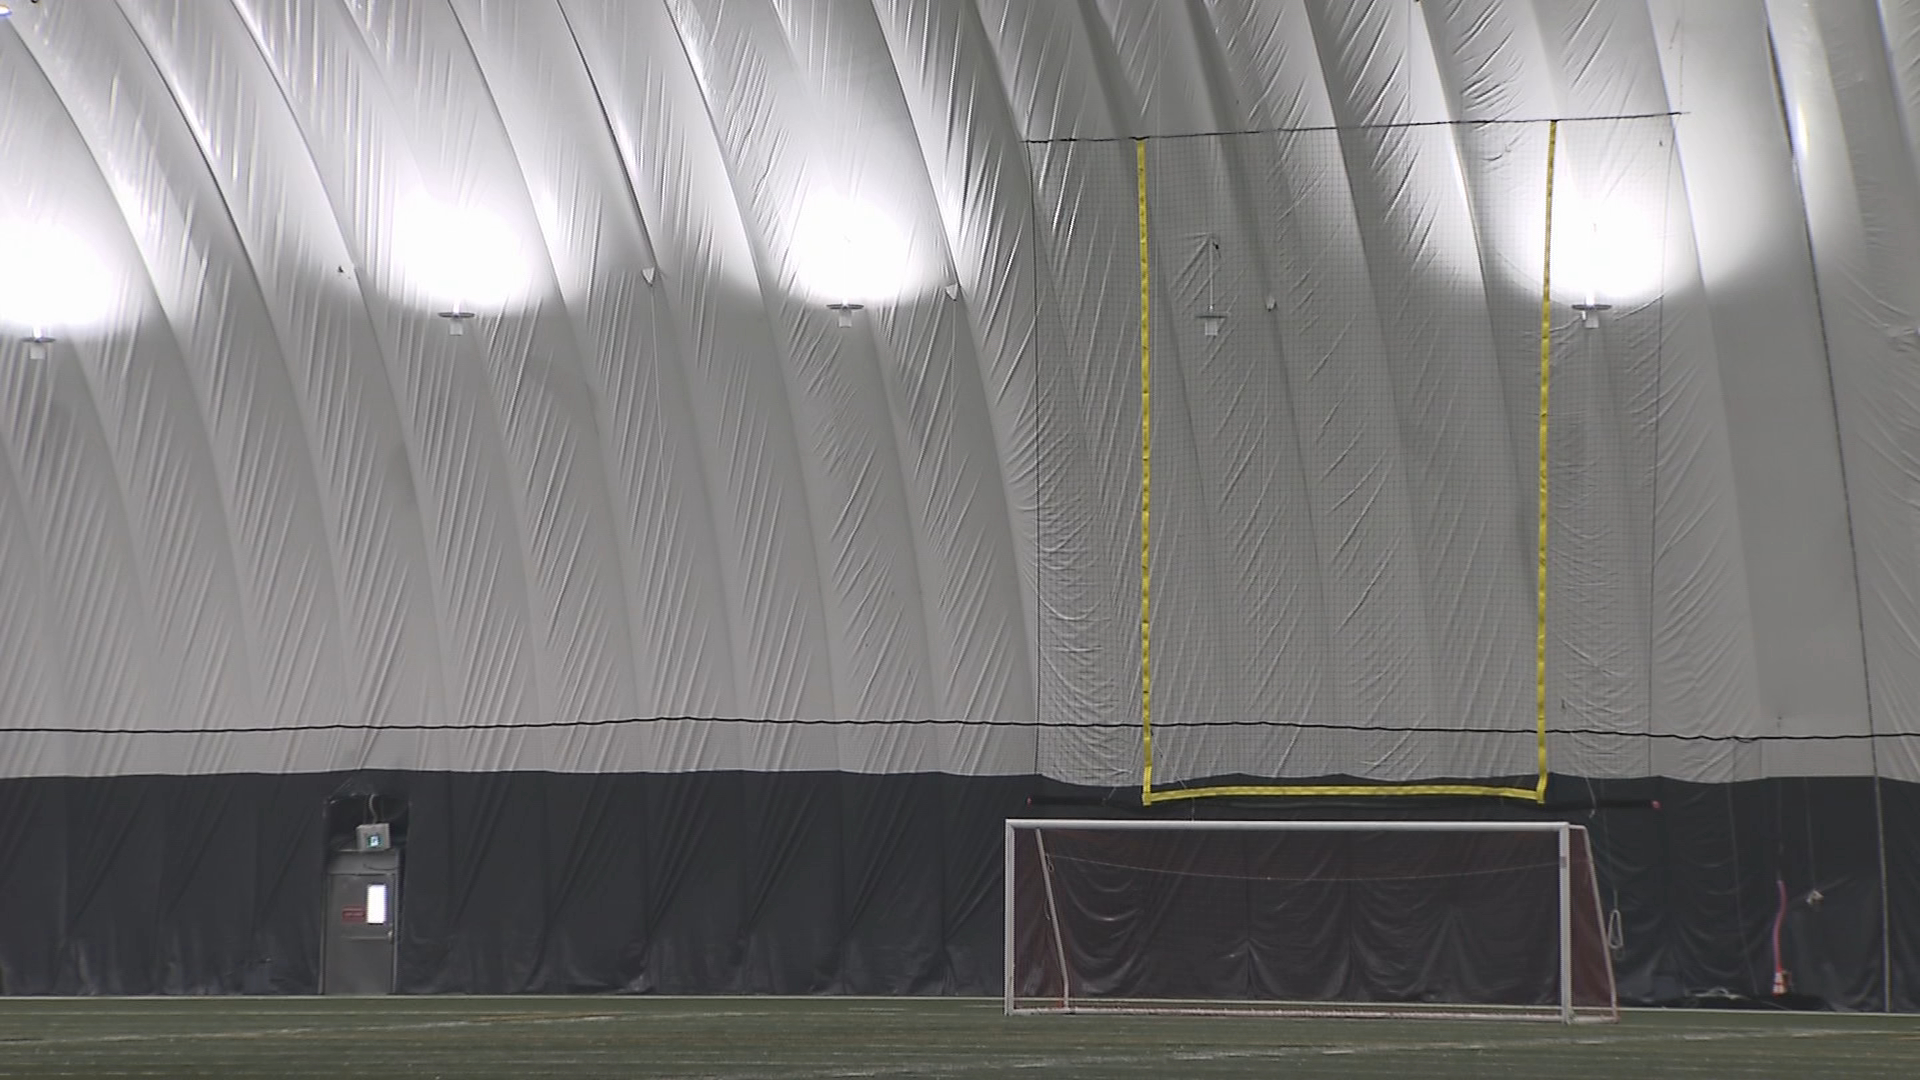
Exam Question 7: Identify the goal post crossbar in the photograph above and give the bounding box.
[1005,819,1616,1024]
[1008,818,1576,833]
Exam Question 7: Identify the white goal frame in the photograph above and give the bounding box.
[1004,819,1617,1024]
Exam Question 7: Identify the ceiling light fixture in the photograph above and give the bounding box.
[437,310,475,337]
[1195,236,1226,338]
[1571,220,1614,329]
[827,302,863,329]
[24,336,53,361]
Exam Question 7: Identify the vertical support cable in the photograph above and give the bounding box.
[1559,823,1575,1023]
[1536,121,1559,804]
[1763,27,1891,1011]
[1580,826,1623,1020]
[1138,138,1155,804]
[1872,753,1892,1011]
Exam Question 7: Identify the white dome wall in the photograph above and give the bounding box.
[0,0,1914,785]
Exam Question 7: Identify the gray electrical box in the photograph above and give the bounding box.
[355,823,390,852]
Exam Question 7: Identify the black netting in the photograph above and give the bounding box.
[1011,824,1616,1019]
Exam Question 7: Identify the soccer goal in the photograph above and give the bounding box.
[1005,819,1617,1022]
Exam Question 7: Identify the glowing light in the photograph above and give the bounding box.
[791,192,912,306]
[388,195,535,310]
[0,221,117,334]
[1557,206,1666,306]
[1501,176,1672,310]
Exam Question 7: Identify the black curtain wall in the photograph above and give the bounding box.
[0,770,1912,1010]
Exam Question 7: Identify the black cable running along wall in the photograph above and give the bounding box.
[0,770,1912,1009]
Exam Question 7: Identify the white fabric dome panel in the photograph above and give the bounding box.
[0,0,1911,783]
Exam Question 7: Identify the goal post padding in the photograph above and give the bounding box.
[1006,820,1616,1021]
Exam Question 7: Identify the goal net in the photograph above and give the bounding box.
[1005,820,1617,1022]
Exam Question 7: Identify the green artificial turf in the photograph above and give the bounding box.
[0,997,1913,1079]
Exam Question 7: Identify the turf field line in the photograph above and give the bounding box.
[1175,1028,1876,1071]
[0,1006,843,1048]
[1162,1026,1885,1061]
[701,1026,1905,1080]
[0,1012,622,1046]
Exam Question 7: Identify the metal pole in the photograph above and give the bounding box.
[1559,824,1575,1024]
[1003,820,1016,1015]
[1034,830,1071,1010]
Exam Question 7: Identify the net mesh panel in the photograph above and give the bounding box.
[1029,119,1671,792]
[1010,824,1616,1020]
[1545,119,1673,779]
[1031,137,1150,785]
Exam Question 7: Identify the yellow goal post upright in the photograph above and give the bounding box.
[1132,122,1560,807]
